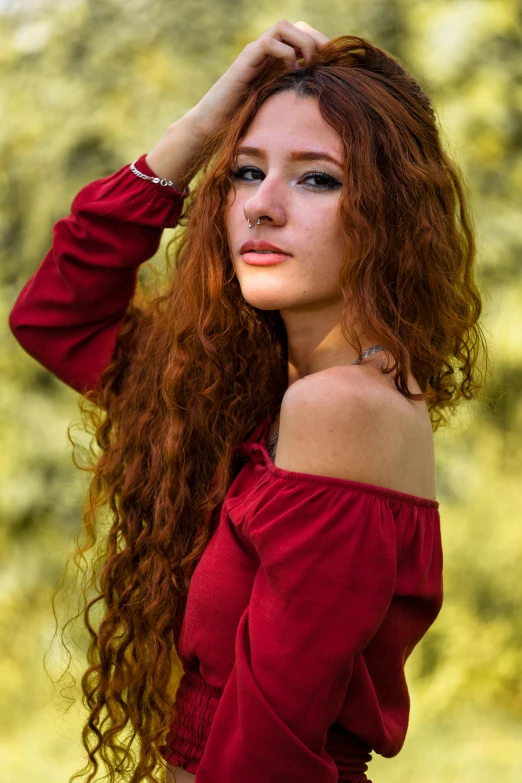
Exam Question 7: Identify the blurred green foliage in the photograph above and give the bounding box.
[1,0,521,781]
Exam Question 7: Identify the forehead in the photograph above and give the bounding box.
[238,92,344,159]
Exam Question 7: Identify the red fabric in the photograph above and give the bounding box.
[9,160,444,782]
[8,153,186,394]
[162,418,443,782]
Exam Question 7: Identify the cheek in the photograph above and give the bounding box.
[300,205,344,260]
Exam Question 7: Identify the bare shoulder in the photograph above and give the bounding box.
[276,366,437,501]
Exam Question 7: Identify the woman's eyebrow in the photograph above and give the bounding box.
[236,145,344,169]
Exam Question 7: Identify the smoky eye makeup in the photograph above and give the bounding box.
[230,165,342,191]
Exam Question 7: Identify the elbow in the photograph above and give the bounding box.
[8,299,27,342]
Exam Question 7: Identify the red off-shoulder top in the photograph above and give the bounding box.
[8,157,444,783]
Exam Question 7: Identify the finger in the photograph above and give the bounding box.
[265,18,319,65]
[236,39,291,74]
[293,20,330,47]
[254,36,301,70]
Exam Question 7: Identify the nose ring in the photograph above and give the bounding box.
[247,218,262,228]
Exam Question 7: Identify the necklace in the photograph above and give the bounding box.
[266,344,384,460]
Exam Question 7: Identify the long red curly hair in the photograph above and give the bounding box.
[49,35,489,783]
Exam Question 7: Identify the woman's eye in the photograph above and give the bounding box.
[231,166,264,182]
[305,172,341,189]
[230,166,341,190]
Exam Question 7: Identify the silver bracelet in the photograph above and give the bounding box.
[130,160,189,195]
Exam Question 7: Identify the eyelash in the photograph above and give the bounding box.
[230,165,342,191]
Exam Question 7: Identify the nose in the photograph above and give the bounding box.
[243,175,287,227]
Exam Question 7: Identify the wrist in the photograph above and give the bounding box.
[146,110,209,192]
[169,107,210,145]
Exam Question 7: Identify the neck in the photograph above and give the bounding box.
[281,303,380,386]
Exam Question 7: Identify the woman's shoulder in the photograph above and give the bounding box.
[275,364,437,502]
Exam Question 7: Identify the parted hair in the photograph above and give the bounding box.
[50,35,489,783]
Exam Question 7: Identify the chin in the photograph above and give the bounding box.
[241,296,283,311]
[236,285,286,311]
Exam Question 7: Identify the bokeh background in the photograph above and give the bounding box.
[1,0,521,781]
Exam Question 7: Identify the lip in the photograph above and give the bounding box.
[241,252,290,266]
[239,239,290,255]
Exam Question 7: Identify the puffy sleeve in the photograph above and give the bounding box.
[195,477,402,783]
[8,153,188,395]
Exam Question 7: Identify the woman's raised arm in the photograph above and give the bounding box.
[8,111,206,395]
[8,20,329,396]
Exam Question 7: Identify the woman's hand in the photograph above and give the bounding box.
[191,20,330,138]
[146,21,329,190]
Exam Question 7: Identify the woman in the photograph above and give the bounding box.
[9,20,488,783]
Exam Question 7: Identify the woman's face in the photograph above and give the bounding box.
[225,91,347,313]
